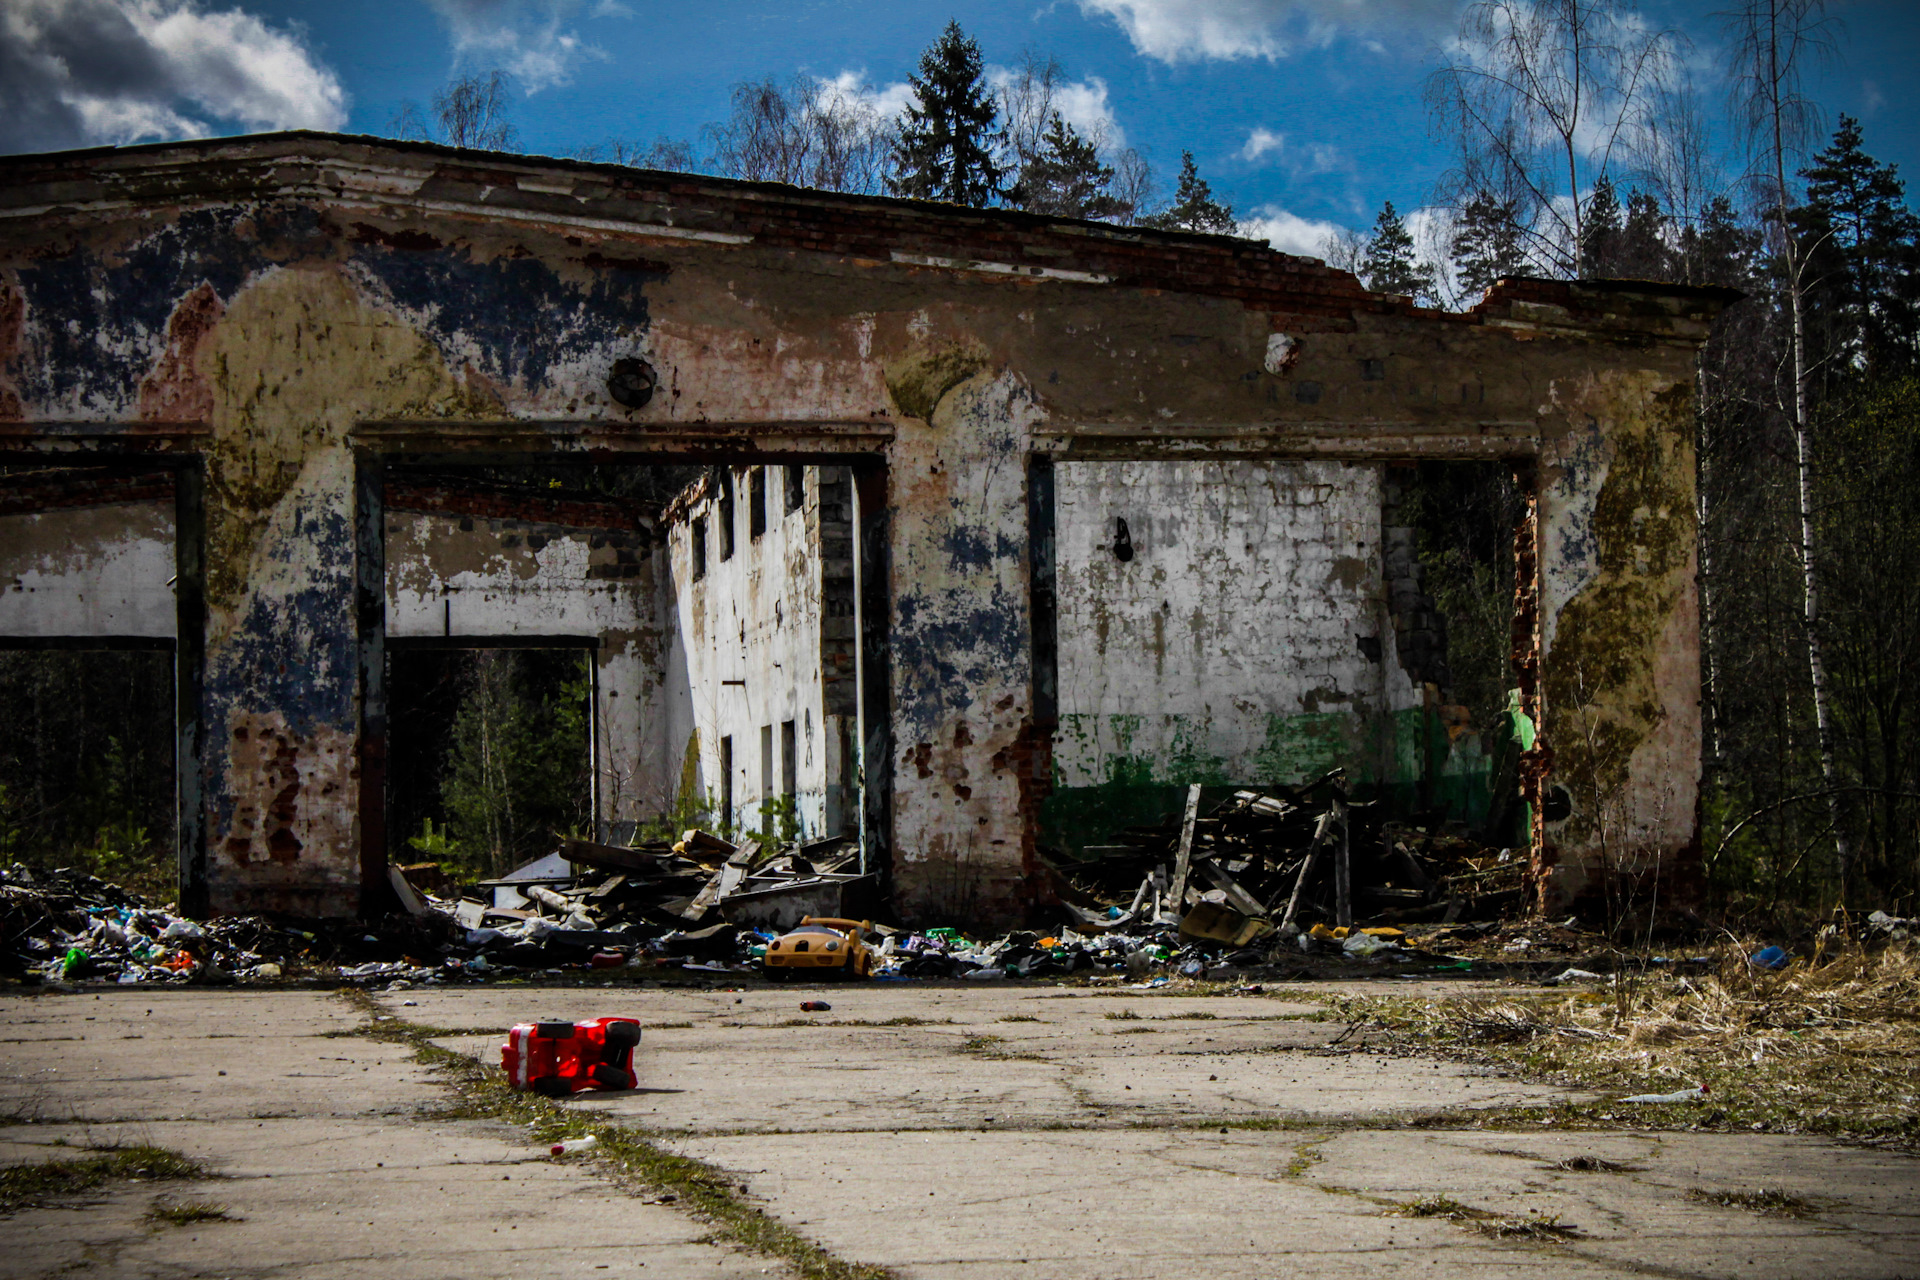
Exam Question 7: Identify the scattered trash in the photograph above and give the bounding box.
[799,1001,831,1012]
[1550,968,1607,984]
[1750,946,1790,970]
[502,1017,641,1096]
[1621,1084,1708,1103]
[550,1136,598,1156]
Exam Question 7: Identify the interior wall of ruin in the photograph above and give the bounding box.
[0,502,175,639]
[1046,458,1419,856]
[653,466,853,845]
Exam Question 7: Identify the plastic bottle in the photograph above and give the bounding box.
[550,1136,598,1155]
[800,1000,831,1011]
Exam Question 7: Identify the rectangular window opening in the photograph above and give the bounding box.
[719,473,736,561]
[785,464,805,514]
[780,719,796,800]
[749,467,767,540]
[759,723,774,801]
[690,515,707,580]
[719,734,733,833]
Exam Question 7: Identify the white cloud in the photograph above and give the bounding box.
[1078,0,1459,64]
[1238,204,1349,257]
[0,0,347,154]
[1242,126,1285,161]
[422,0,616,92]
[982,66,1126,147]
[822,70,916,122]
[1050,76,1125,148]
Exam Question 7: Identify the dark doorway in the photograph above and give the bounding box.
[0,646,176,899]
[385,644,592,879]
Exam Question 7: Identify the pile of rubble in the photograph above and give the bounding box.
[1,775,1547,987]
[1052,771,1530,954]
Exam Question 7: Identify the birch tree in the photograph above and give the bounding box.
[1722,0,1852,892]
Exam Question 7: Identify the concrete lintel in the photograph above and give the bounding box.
[1033,426,1542,461]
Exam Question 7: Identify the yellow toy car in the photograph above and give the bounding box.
[762,917,873,980]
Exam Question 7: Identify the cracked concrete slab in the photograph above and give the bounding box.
[4,982,1914,1280]
[0,989,788,1279]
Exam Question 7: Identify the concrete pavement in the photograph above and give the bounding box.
[2,980,1915,1278]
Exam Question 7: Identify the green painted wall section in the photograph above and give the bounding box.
[1042,708,1497,860]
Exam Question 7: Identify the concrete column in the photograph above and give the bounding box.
[1535,370,1703,913]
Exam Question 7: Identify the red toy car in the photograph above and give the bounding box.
[502,1017,641,1096]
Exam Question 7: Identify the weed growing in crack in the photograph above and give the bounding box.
[0,1145,208,1211]
[1686,1187,1818,1217]
[146,1199,237,1226]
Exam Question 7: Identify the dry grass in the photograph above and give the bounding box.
[1685,1187,1817,1217]
[1333,940,1920,1147]
[1394,1195,1475,1218]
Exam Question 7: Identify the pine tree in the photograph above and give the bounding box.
[1450,191,1530,299]
[888,22,1006,207]
[1578,176,1623,276]
[1143,152,1235,234]
[1014,113,1127,220]
[1797,115,1920,379]
[1361,200,1436,300]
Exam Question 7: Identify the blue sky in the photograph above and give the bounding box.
[6,0,1915,258]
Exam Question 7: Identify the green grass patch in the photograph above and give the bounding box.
[0,1145,208,1211]
[1103,1009,1140,1021]
[337,989,893,1280]
[997,1015,1042,1023]
[146,1198,237,1226]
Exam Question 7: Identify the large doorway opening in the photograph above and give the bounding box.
[1037,456,1527,862]
[0,645,177,899]
[386,643,593,879]
[374,453,885,891]
[0,460,183,901]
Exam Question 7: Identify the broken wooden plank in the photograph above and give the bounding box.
[1276,808,1335,933]
[564,837,668,876]
[1197,859,1267,918]
[680,861,750,920]
[1168,783,1204,912]
[1333,795,1352,929]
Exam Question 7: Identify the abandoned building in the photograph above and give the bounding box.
[0,133,1733,926]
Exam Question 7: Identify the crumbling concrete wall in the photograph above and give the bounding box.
[0,135,1730,923]
[0,502,175,639]
[1534,370,1703,909]
[1046,459,1416,856]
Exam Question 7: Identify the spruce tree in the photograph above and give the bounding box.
[1450,191,1530,298]
[1015,113,1126,220]
[1616,189,1673,281]
[1144,152,1235,233]
[1578,176,1623,276]
[1361,200,1436,300]
[888,22,1006,207]
[1797,115,1920,378]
